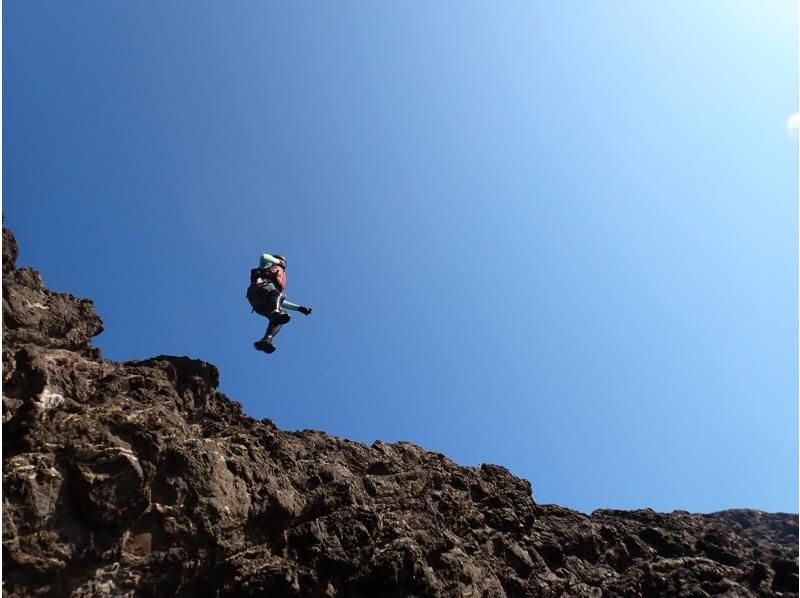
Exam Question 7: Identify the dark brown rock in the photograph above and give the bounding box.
[3,226,797,597]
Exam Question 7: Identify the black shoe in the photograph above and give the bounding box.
[269,311,291,325]
[254,338,276,353]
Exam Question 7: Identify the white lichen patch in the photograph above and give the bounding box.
[105,446,138,459]
[35,388,64,412]
[25,300,50,310]
[90,446,143,473]
[5,458,36,475]
[104,446,144,478]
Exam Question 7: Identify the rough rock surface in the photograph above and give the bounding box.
[3,226,798,597]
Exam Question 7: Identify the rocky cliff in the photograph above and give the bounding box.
[2,226,798,597]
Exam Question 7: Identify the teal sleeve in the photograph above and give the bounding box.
[259,253,281,268]
[283,299,301,311]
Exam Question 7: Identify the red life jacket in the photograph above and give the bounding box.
[250,265,286,291]
[266,264,286,290]
[251,255,287,291]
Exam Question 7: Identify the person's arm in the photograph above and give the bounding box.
[259,253,282,268]
[283,299,312,315]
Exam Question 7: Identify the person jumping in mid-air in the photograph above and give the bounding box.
[247,253,312,353]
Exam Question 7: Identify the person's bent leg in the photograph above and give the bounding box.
[254,291,286,353]
[268,291,290,325]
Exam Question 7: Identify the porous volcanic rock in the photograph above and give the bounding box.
[3,227,798,597]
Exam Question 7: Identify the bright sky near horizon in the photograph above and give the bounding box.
[4,1,798,514]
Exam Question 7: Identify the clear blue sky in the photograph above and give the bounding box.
[5,1,797,514]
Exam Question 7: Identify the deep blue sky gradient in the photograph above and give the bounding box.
[4,1,798,513]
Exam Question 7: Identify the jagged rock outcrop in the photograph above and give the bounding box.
[3,226,798,597]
